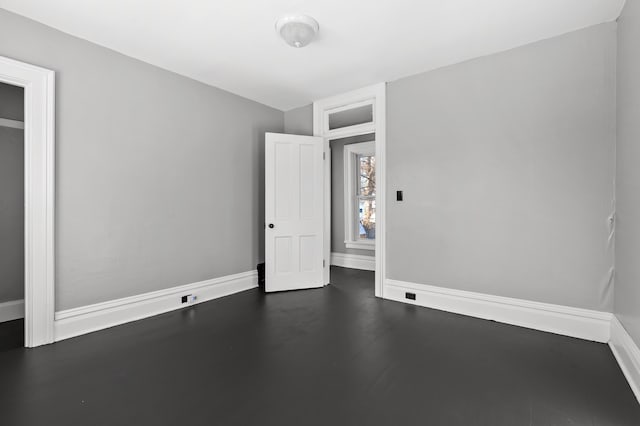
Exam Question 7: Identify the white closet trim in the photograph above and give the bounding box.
[0,54,56,348]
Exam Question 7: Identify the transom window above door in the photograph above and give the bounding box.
[344,141,376,250]
[322,99,376,137]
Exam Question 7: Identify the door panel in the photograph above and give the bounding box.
[265,133,324,292]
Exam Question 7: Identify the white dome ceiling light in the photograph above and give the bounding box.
[275,15,319,48]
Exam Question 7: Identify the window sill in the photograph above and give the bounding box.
[345,241,375,251]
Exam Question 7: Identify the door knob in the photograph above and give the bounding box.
[268,224,275,229]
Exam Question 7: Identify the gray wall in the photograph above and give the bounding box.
[0,82,24,303]
[331,134,376,257]
[0,9,283,310]
[387,23,616,311]
[0,7,620,315]
[284,104,313,136]
[0,82,23,120]
[615,0,640,346]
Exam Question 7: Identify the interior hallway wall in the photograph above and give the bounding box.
[387,23,616,311]
[0,82,24,304]
[615,0,640,346]
[330,134,376,257]
[0,9,284,311]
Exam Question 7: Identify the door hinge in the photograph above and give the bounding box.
[323,259,326,268]
[323,152,326,160]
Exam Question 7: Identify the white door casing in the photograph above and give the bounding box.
[0,55,55,347]
[313,83,386,297]
[265,133,324,292]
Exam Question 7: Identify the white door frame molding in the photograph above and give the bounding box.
[313,83,386,298]
[0,55,56,347]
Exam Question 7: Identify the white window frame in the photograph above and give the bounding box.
[344,141,375,251]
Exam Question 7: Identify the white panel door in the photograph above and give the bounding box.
[265,133,324,292]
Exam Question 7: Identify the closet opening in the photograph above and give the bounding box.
[0,82,25,351]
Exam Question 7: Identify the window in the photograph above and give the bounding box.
[344,142,376,250]
[328,103,373,130]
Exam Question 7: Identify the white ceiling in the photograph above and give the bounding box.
[0,0,626,111]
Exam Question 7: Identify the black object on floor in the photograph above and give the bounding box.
[0,318,24,352]
[0,267,638,425]
[257,262,265,291]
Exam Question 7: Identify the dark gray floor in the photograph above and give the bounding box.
[0,266,639,425]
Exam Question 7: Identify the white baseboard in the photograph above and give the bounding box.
[331,252,375,271]
[609,316,640,404]
[0,299,24,322]
[54,270,258,341]
[384,279,612,343]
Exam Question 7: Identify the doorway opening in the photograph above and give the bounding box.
[0,82,25,351]
[314,83,386,297]
[262,84,385,296]
[0,55,55,348]
[328,132,376,273]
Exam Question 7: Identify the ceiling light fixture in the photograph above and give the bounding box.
[275,15,319,48]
